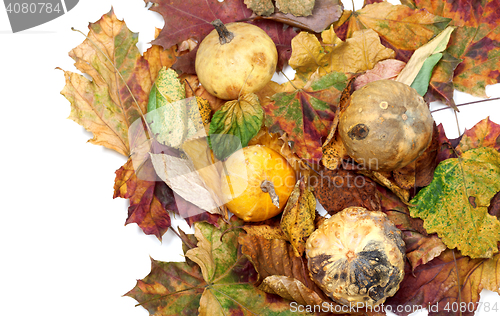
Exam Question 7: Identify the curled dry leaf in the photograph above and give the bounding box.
[280,180,316,257]
[393,123,440,190]
[258,275,325,307]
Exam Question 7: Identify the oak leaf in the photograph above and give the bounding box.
[409,147,500,258]
[60,10,154,156]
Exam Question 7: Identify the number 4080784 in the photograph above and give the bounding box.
[6,2,62,14]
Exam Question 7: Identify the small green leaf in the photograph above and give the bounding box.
[146,67,205,149]
[209,93,263,160]
[411,52,443,96]
[409,147,500,258]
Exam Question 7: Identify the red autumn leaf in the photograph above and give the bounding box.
[456,117,500,154]
[113,141,220,240]
[263,72,351,162]
[407,0,500,98]
[114,157,175,240]
[385,249,500,316]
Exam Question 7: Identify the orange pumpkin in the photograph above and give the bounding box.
[220,145,296,222]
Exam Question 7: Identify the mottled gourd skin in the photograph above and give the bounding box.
[338,80,434,171]
[195,22,278,100]
[220,145,296,222]
[305,207,405,307]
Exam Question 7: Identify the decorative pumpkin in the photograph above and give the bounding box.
[338,79,434,172]
[220,145,296,222]
[195,20,278,100]
[305,207,405,307]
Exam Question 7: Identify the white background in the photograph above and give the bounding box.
[0,0,499,315]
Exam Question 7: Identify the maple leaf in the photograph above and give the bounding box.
[263,71,350,162]
[456,117,500,154]
[406,0,500,98]
[127,217,308,315]
[60,10,157,156]
[410,147,500,259]
[386,249,500,316]
[114,155,176,240]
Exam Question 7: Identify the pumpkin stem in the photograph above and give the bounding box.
[260,180,280,208]
[211,19,234,45]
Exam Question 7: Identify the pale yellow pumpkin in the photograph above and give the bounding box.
[195,21,278,100]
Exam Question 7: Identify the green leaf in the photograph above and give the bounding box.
[127,218,306,315]
[146,67,204,149]
[411,52,443,96]
[409,147,500,259]
[208,93,263,160]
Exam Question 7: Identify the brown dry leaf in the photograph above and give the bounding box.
[333,1,451,52]
[362,170,410,203]
[258,275,325,306]
[143,28,178,81]
[393,123,440,190]
[181,74,225,113]
[321,133,348,170]
[280,180,316,257]
[313,168,381,214]
[238,231,331,302]
[378,186,447,271]
[353,59,406,90]
[241,225,288,240]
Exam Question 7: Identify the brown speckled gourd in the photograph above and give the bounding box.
[195,20,278,100]
[338,80,434,171]
[305,207,405,307]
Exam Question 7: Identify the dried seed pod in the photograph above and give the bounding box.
[305,207,405,307]
[338,80,434,171]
